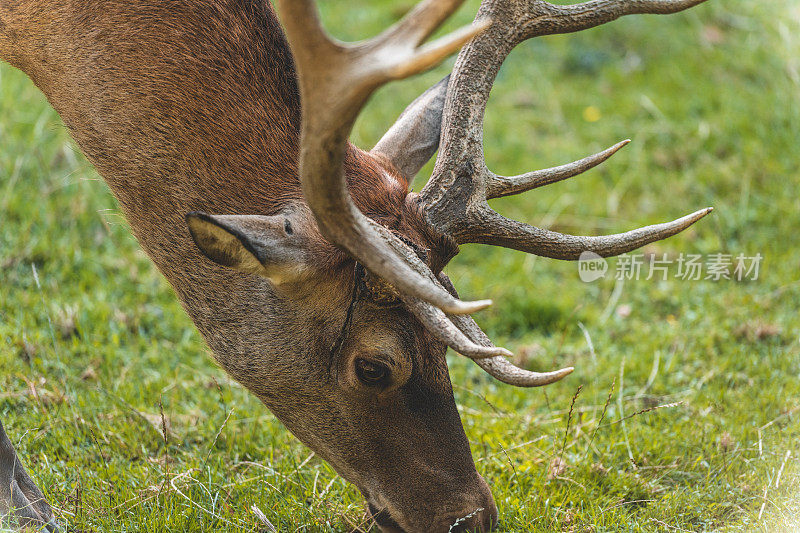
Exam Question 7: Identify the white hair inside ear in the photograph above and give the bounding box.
[186,203,316,285]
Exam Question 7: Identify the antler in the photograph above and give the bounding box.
[413,0,710,384]
[275,0,491,315]
[277,0,712,386]
[419,0,712,251]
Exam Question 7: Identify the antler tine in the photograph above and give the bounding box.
[457,207,713,259]
[486,139,630,200]
[403,295,513,360]
[276,0,491,314]
[437,274,573,387]
[541,0,711,38]
[378,0,476,48]
[382,247,510,359]
[450,312,574,387]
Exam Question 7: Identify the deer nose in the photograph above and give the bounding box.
[368,475,498,533]
[443,508,497,532]
[371,504,498,533]
[436,475,498,533]
[364,473,498,533]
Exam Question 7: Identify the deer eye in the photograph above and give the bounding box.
[355,358,390,386]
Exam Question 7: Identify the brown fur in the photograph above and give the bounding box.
[0,1,494,531]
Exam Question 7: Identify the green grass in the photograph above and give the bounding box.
[2,1,799,531]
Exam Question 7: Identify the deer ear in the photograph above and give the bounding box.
[186,208,313,285]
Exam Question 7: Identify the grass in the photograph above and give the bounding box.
[1,0,799,531]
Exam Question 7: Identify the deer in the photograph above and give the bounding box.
[0,0,713,531]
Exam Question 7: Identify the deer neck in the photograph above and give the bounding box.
[3,2,350,384]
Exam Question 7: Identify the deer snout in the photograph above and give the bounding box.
[436,475,498,533]
[367,474,498,533]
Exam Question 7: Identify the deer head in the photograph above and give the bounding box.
[182,1,710,530]
[0,0,711,531]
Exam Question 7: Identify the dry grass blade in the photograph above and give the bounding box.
[203,408,234,465]
[775,450,791,489]
[251,504,277,532]
[559,385,583,463]
[585,377,615,459]
[602,401,685,428]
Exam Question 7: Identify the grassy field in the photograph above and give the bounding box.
[1,0,799,531]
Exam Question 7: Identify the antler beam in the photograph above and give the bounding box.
[276,0,490,315]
